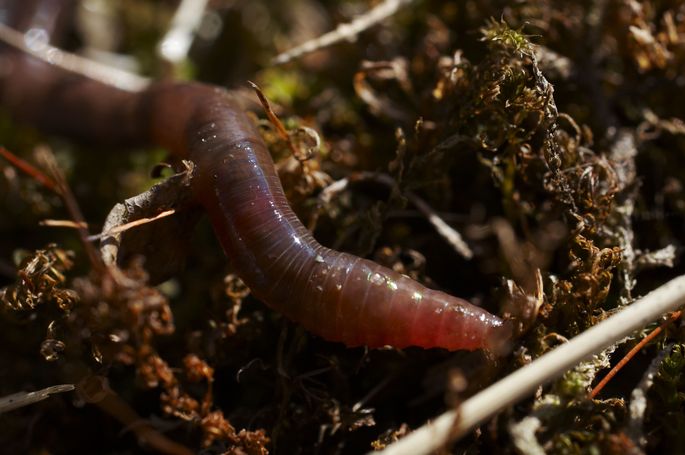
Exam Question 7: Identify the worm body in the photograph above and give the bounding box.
[0,2,510,351]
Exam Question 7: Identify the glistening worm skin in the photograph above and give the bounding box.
[0,3,511,352]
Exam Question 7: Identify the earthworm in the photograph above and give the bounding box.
[0,0,510,351]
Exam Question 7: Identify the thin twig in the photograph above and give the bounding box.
[368,173,472,259]
[0,384,74,414]
[272,0,417,65]
[88,209,176,241]
[248,81,296,150]
[39,209,177,241]
[1,146,111,273]
[374,275,685,455]
[0,22,148,91]
[85,383,193,455]
[40,219,89,229]
[590,310,681,398]
[0,146,58,192]
[35,147,105,274]
[318,172,473,259]
[412,197,473,259]
[248,80,313,162]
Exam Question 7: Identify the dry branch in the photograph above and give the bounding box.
[273,0,417,65]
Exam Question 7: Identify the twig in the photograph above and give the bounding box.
[0,146,58,192]
[158,0,210,63]
[0,22,148,91]
[39,210,177,241]
[318,172,473,259]
[590,310,681,398]
[35,147,105,274]
[88,209,176,241]
[409,192,472,259]
[368,173,472,259]
[374,274,685,455]
[1,146,110,273]
[0,384,74,414]
[79,377,193,455]
[40,219,89,229]
[353,60,413,123]
[248,81,312,161]
[272,0,417,65]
